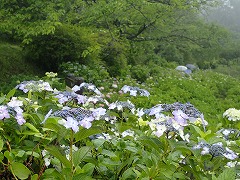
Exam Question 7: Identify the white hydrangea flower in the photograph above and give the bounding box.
[223,108,240,121]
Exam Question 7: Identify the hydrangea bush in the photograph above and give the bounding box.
[0,73,239,179]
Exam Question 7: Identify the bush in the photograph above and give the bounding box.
[59,62,110,86]
[100,41,129,77]
[24,24,100,71]
[130,65,150,82]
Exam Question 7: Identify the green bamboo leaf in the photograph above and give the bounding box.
[45,146,71,168]
[6,88,16,99]
[11,162,31,179]
[74,127,103,143]
[73,146,92,166]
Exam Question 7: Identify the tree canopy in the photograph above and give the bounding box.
[0,0,236,73]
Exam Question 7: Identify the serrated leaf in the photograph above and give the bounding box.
[11,162,31,179]
[73,146,92,166]
[45,146,71,168]
[138,136,163,154]
[74,127,103,143]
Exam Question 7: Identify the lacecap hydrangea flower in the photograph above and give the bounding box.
[223,108,240,121]
[121,85,150,97]
[16,80,53,93]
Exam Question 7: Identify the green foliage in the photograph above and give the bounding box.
[0,71,239,179]
[130,65,150,82]
[0,74,39,94]
[0,0,63,42]
[0,40,43,85]
[100,41,129,77]
[60,62,110,86]
[23,24,100,71]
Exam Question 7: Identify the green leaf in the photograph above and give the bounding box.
[121,167,136,180]
[73,174,94,180]
[92,139,105,148]
[74,127,103,143]
[45,146,71,168]
[0,96,6,104]
[73,146,92,166]
[0,152,4,162]
[217,168,236,180]
[82,163,95,176]
[11,162,31,179]
[31,174,38,180]
[101,149,117,158]
[25,151,40,158]
[4,151,14,162]
[24,123,39,133]
[6,88,16,99]
[42,168,63,180]
[138,136,163,154]
[0,137,3,152]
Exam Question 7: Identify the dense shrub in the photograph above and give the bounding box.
[59,62,110,86]
[23,24,100,71]
[100,41,129,77]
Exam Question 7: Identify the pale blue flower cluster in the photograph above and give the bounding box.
[49,107,107,132]
[72,82,102,95]
[108,100,135,111]
[193,142,238,160]
[121,85,150,97]
[0,97,26,125]
[16,80,53,93]
[218,128,240,140]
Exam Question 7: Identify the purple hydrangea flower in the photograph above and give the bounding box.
[0,106,10,120]
[64,117,79,132]
[172,110,189,126]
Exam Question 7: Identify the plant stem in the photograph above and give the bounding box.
[70,129,74,179]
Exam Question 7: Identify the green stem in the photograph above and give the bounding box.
[70,129,74,179]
